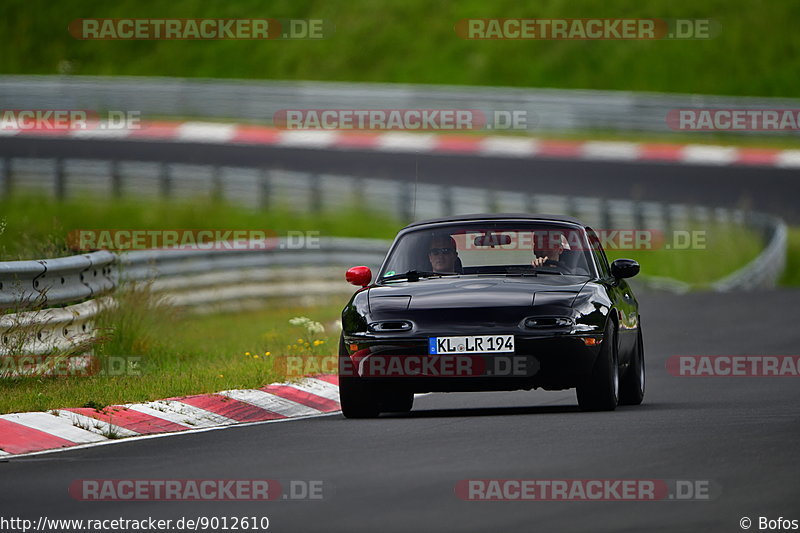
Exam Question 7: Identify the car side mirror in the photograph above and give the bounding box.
[610,258,640,279]
[346,266,372,287]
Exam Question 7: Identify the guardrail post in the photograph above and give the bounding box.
[487,189,499,213]
[600,198,613,231]
[441,185,453,216]
[687,204,697,233]
[110,160,122,198]
[353,177,365,206]
[159,163,171,199]
[1,157,10,197]
[260,169,272,210]
[258,168,272,209]
[662,203,673,237]
[744,210,762,240]
[309,174,322,213]
[566,196,579,219]
[526,192,537,214]
[211,166,223,202]
[399,180,413,222]
[633,201,645,232]
[54,159,65,200]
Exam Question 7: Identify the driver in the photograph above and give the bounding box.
[532,231,570,271]
[427,234,459,273]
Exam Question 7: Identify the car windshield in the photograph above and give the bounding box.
[379,221,596,280]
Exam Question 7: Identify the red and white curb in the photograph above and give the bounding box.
[4,120,800,168]
[0,374,339,457]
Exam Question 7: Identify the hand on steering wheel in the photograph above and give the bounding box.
[532,256,568,274]
[532,256,549,267]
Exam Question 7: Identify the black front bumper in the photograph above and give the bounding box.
[340,334,603,392]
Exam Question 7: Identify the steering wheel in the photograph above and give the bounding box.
[538,259,569,274]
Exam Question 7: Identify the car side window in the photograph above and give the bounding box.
[587,229,611,278]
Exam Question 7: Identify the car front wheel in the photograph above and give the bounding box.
[339,335,381,418]
[576,321,619,412]
[619,323,645,406]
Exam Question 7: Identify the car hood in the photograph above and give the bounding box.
[368,276,589,313]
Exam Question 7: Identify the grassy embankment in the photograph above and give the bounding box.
[2,0,798,98]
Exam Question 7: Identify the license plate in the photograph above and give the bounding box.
[428,335,515,355]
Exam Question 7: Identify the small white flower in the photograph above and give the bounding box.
[289,316,311,327]
[307,321,325,335]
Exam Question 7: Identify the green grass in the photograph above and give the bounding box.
[1,0,799,97]
[0,192,400,261]
[0,284,342,414]
[0,192,770,286]
[605,223,763,286]
[780,227,800,286]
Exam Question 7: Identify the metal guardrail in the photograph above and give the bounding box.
[121,237,389,281]
[0,298,108,357]
[711,214,788,291]
[0,156,760,227]
[0,239,387,354]
[121,238,389,313]
[0,250,116,310]
[1,75,800,135]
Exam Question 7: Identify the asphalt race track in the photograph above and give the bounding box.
[2,288,799,532]
[1,136,799,222]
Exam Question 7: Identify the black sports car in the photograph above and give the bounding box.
[339,213,644,417]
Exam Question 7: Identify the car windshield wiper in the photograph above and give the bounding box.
[380,270,455,282]
[502,267,537,277]
[504,268,564,276]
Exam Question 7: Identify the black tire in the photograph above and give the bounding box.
[381,390,414,413]
[619,324,645,406]
[338,335,380,418]
[576,321,619,412]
